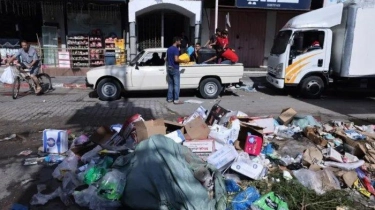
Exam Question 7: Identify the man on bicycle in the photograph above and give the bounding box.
[7,40,42,94]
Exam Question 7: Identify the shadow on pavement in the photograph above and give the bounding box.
[0,97,176,210]
[251,75,375,119]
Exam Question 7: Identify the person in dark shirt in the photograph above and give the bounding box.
[167,36,184,104]
[145,52,162,66]
[190,43,201,64]
[204,28,221,48]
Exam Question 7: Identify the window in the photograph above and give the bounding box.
[139,52,166,66]
[271,30,292,55]
[291,31,325,56]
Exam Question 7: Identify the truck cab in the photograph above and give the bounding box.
[267,3,344,98]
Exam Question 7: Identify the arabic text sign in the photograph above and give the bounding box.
[236,0,312,10]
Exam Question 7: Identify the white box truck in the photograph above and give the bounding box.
[266,2,375,98]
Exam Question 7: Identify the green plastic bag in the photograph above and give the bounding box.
[84,156,113,185]
[251,192,289,210]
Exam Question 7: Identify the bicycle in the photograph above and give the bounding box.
[11,64,52,99]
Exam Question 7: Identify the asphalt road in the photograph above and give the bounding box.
[1,73,375,209]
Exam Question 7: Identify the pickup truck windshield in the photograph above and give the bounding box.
[130,51,145,66]
[271,30,292,55]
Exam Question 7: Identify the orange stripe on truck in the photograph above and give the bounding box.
[289,62,310,83]
[285,53,320,78]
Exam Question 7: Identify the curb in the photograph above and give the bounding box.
[2,83,88,89]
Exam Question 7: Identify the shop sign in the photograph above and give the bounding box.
[236,0,312,10]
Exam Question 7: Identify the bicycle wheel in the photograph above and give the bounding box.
[37,73,52,93]
[12,77,20,99]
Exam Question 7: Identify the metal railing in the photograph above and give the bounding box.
[0,47,127,69]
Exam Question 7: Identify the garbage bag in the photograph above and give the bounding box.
[52,151,79,180]
[0,66,15,84]
[251,192,289,210]
[121,135,227,210]
[231,186,260,210]
[73,185,121,210]
[293,169,340,194]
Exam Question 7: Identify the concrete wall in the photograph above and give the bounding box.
[201,8,211,46]
[263,11,277,66]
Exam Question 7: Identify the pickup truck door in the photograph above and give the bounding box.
[132,52,168,89]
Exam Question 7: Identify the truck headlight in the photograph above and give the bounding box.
[275,63,284,78]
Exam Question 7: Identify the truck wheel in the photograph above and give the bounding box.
[300,76,324,99]
[199,78,222,99]
[97,78,121,101]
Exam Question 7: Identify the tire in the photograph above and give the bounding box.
[12,77,20,99]
[97,78,122,101]
[199,78,222,99]
[37,73,52,93]
[300,76,325,99]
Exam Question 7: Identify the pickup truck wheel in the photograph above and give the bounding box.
[300,76,324,99]
[199,78,222,99]
[97,78,121,101]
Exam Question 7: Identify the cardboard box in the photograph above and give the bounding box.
[205,104,229,126]
[250,117,275,134]
[334,130,365,157]
[183,140,215,153]
[303,146,324,170]
[235,122,263,151]
[278,108,297,125]
[304,127,328,147]
[322,147,343,163]
[231,161,265,180]
[134,119,166,142]
[207,145,238,171]
[195,153,211,161]
[184,117,210,140]
[43,129,69,154]
[164,120,185,134]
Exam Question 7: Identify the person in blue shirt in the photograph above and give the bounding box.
[167,36,184,104]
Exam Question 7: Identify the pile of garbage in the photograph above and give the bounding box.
[26,103,375,209]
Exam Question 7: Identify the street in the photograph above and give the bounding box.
[1,73,375,209]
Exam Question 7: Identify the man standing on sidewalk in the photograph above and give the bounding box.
[166,37,184,105]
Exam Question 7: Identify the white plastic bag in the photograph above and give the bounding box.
[0,66,15,84]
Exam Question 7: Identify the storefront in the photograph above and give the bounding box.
[201,0,318,67]
[128,0,202,60]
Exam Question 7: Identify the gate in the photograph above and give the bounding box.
[137,12,162,50]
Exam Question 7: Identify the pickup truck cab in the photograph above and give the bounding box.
[86,48,244,101]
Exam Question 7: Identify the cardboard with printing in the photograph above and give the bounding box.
[303,146,324,170]
[207,145,238,171]
[184,117,210,140]
[43,129,69,154]
[278,108,297,125]
[134,119,166,142]
[205,104,229,126]
[231,161,265,180]
[322,147,343,163]
[183,140,215,153]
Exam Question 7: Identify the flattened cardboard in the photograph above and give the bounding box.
[278,108,297,125]
[250,118,275,134]
[134,119,166,142]
[343,171,358,187]
[334,130,365,157]
[183,140,215,153]
[184,117,210,140]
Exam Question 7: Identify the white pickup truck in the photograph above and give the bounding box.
[86,48,244,101]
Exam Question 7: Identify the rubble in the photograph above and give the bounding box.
[23,102,375,209]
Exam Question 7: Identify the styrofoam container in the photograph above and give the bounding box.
[43,129,68,154]
[207,145,238,171]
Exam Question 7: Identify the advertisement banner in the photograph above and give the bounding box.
[236,0,312,10]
